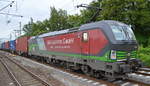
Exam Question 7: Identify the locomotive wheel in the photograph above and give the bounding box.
[93,71,102,79]
[66,62,71,70]
[88,69,101,78]
[81,65,91,76]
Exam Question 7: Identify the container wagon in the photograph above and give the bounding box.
[5,41,10,51]
[9,40,16,53]
[16,36,30,55]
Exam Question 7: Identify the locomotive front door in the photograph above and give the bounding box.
[80,32,90,55]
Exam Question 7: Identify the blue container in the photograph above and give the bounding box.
[1,42,5,49]
[9,40,16,51]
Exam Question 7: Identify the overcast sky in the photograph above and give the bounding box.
[0,0,93,41]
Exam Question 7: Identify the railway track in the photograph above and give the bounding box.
[0,51,116,86]
[1,51,150,86]
[136,70,150,76]
[112,68,150,86]
[0,55,52,86]
[26,56,150,86]
[139,68,150,72]
[0,58,16,86]
[126,69,150,85]
[0,58,21,86]
[24,54,150,86]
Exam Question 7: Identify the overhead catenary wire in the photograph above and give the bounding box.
[0,12,23,17]
[0,1,15,12]
[0,0,11,2]
[76,3,102,23]
[0,0,21,24]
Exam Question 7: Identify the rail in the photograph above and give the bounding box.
[0,54,52,86]
[0,58,22,86]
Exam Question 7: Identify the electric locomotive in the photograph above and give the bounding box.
[28,20,142,79]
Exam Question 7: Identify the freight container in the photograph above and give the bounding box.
[1,42,5,49]
[5,41,9,49]
[16,36,30,55]
[9,40,16,51]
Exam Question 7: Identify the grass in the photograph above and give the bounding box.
[138,46,150,66]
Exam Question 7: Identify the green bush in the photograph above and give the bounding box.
[138,46,150,66]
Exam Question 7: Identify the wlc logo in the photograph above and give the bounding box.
[127,52,131,56]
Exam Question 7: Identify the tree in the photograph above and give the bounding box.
[67,14,82,27]
[77,0,150,46]
[23,18,34,36]
[23,0,150,46]
[23,7,72,36]
[48,7,71,31]
[98,0,150,46]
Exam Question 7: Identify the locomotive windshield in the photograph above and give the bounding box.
[110,24,136,40]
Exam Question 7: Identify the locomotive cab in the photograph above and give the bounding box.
[102,21,142,77]
[108,21,138,62]
[79,20,143,79]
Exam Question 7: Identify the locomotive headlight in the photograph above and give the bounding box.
[110,50,116,60]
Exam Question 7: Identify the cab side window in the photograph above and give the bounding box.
[82,32,88,42]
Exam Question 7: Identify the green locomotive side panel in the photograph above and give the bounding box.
[29,43,113,62]
[34,50,116,62]
[116,51,137,60]
[29,43,137,63]
[29,44,38,51]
